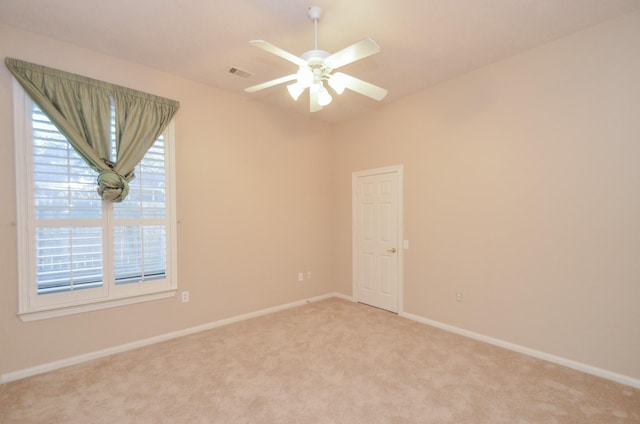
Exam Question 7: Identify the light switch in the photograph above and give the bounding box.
[403,240,409,250]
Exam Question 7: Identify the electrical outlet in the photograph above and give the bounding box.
[307,271,312,279]
[181,291,190,303]
[456,292,463,303]
[298,272,304,282]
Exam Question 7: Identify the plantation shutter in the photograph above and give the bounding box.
[113,135,168,284]
[32,104,104,293]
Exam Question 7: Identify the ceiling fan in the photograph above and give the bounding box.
[245,6,388,112]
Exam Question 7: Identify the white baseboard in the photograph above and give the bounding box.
[332,292,355,302]
[399,311,640,389]
[0,292,341,384]
[5,293,636,390]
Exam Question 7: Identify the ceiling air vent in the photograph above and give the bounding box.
[228,67,252,78]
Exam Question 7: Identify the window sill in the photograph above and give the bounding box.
[19,290,177,322]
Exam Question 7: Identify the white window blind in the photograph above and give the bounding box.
[113,133,168,286]
[32,106,104,294]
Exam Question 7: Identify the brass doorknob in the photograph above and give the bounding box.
[387,248,397,253]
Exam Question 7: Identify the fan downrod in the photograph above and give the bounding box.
[303,6,329,65]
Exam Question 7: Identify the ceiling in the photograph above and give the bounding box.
[2,0,640,122]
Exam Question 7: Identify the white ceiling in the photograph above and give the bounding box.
[2,0,640,122]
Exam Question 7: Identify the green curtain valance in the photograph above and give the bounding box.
[5,57,180,202]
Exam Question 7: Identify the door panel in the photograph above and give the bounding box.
[354,169,401,313]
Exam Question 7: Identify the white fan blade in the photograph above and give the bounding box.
[245,74,297,93]
[334,72,388,101]
[324,37,380,70]
[249,40,307,67]
[309,85,322,112]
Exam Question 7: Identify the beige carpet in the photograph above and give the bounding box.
[1,298,638,423]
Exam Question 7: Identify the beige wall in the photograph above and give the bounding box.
[332,11,640,379]
[0,25,334,375]
[1,9,639,382]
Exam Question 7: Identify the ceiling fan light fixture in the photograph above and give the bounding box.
[296,66,313,87]
[287,82,305,101]
[317,84,332,106]
[328,73,347,95]
[244,6,387,112]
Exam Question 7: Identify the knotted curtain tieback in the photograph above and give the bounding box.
[97,169,131,202]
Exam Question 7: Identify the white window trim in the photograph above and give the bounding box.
[13,80,178,322]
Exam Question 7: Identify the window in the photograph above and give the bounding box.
[14,82,177,321]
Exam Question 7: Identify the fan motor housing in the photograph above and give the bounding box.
[301,49,329,65]
[302,50,331,82]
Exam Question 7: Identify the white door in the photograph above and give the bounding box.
[353,166,402,313]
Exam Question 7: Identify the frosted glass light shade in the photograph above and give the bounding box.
[317,84,332,106]
[328,73,347,94]
[296,66,313,87]
[287,83,305,101]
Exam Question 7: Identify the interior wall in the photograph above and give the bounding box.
[331,11,640,380]
[2,9,639,383]
[0,24,334,375]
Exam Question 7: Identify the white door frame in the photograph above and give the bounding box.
[352,164,404,314]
